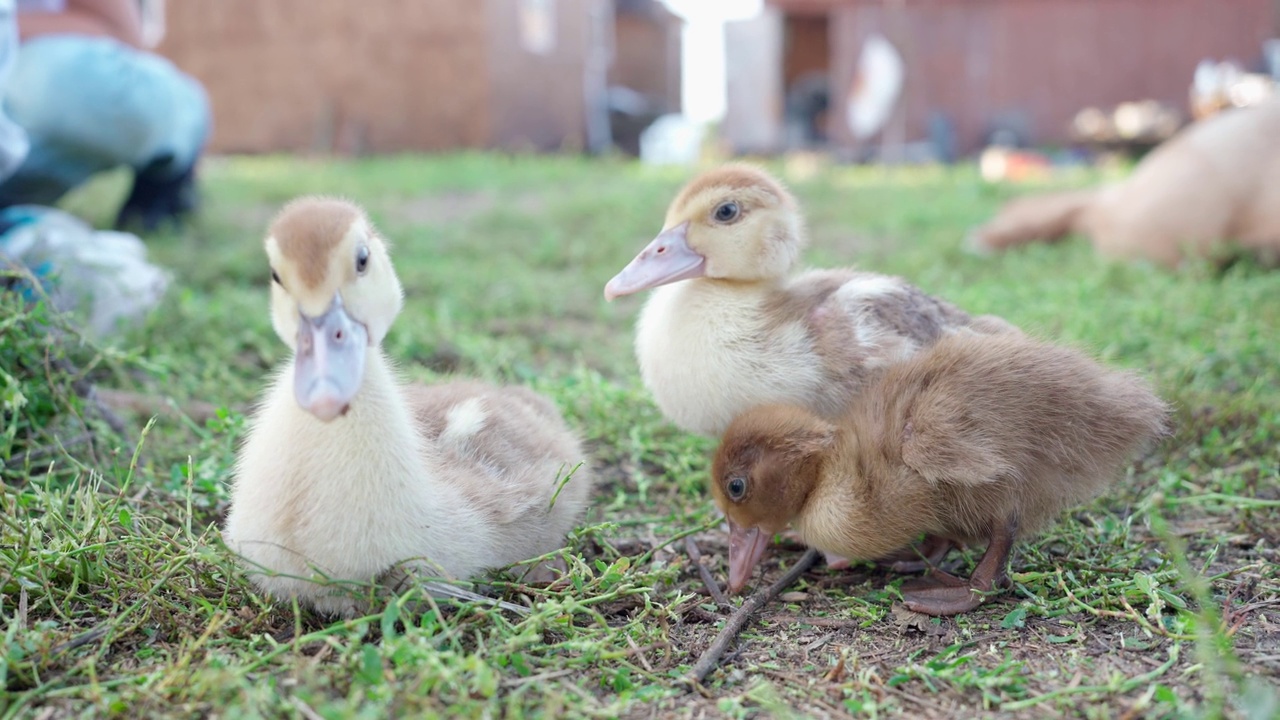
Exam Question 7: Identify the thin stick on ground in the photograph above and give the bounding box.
[49,356,128,435]
[767,614,864,629]
[4,432,92,469]
[685,548,821,686]
[48,625,110,657]
[684,536,730,609]
[95,388,231,425]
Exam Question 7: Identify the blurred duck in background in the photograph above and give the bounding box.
[969,99,1280,270]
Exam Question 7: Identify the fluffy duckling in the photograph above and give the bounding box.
[604,163,1015,438]
[710,331,1169,616]
[222,197,593,617]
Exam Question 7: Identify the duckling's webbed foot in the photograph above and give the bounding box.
[880,534,958,573]
[900,518,1017,617]
[900,574,986,615]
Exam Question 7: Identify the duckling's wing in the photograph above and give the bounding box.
[463,460,576,526]
[898,393,1014,487]
[788,271,975,365]
[412,384,583,525]
[830,276,974,346]
[428,431,570,527]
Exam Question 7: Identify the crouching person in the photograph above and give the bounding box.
[0,0,210,231]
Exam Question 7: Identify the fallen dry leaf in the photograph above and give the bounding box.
[891,604,948,636]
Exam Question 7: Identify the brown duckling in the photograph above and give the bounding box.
[710,330,1169,615]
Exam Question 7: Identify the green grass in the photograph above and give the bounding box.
[2,153,1278,718]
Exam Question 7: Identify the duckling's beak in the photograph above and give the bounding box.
[604,222,705,300]
[727,520,770,594]
[294,294,369,422]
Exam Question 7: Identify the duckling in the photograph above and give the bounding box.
[222,197,593,617]
[710,330,1168,616]
[604,163,1015,439]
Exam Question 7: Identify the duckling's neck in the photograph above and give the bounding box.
[636,274,824,436]
[275,347,463,514]
[646,276,784,330]
[795,447,931,562]
[671,275,785,299]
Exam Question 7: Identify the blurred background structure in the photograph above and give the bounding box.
[153,0,1280,164]
[723,0,1278,160]
[158,0,682,155]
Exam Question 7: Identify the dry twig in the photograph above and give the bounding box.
[685,548,821,686]
[4,432,92,468]
[49,624,110,656]
[767,614,864,629]
[95,388,230,425]
[683,536,730,609]
[49,356,127,435]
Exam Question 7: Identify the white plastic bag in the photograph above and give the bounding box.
[0,206,171,339]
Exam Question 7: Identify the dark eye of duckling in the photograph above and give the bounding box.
[270,269,282,286]
[714,201,740,223]
[726,475,747,501]
[356,245,370,274]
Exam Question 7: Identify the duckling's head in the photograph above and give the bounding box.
[711,404,835,593]
[604,164,806,300]
[265,197,404,421]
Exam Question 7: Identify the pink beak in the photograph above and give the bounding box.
[727,520,771,594]
[294,294,368,422]
[604,222,706,300]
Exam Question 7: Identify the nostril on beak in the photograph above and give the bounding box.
[656,245,666,254]
[333,328,344,342]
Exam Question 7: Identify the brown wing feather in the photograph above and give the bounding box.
[897,378,1015,487]
[406,381,581,526]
